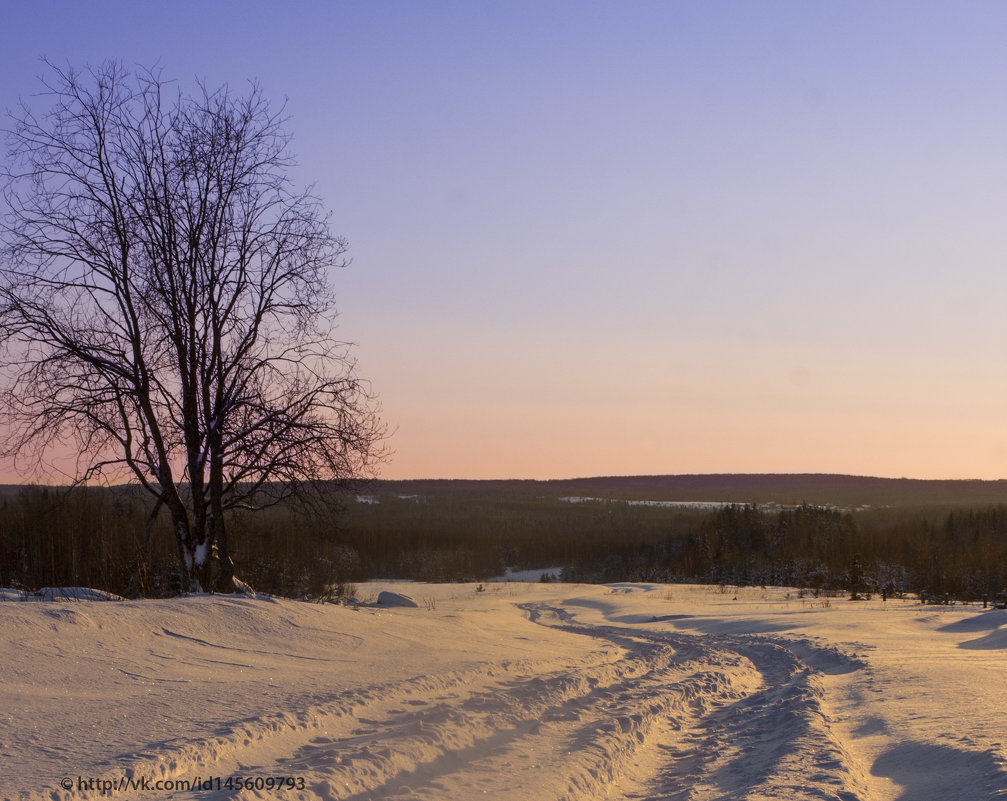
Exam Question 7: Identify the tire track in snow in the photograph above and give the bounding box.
[614,637,870,801]
[290,622,757,801]
[168,602,869,800]
[25,650,617,801]
[519,604,873,801]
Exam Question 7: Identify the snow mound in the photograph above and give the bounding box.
[376,590,419,607]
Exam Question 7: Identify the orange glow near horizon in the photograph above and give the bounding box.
[356,337,1007,482]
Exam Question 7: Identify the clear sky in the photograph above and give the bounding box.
[3,1,1007,480]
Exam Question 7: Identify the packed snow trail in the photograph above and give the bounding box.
[156,602,872,800]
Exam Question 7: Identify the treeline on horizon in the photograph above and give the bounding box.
[370,473,1007,508]
[3,476,1007,602]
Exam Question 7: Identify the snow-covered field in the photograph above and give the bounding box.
[3,582,1007,801]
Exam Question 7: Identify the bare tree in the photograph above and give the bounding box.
[0,61,384,592]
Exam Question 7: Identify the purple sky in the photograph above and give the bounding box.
[4,2,1007,480]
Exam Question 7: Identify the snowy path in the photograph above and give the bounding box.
[224,606,871,801]
[6,584,1007,800]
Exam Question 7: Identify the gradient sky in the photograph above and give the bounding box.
[3,2,1007,480]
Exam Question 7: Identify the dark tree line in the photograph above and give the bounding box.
[5,488,1007,602]
[561,503,1007,602]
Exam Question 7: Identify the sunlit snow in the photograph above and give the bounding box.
[3,583,1006,800]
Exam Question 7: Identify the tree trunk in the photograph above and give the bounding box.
[210,476,236,593]
[214,525,236,593]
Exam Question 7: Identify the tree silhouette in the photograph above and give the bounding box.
[0,61,384,591]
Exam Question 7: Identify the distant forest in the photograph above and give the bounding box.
[4,474,1007,602]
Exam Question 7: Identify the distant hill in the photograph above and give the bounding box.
[6,474,1007,510]
[369,474,1007,509]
